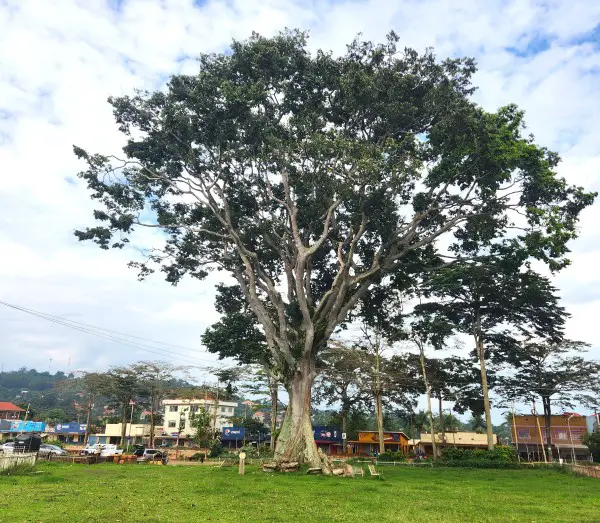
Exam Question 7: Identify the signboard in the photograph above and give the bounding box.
[357,431,402,443]
[54,422,87,434]
[222,427,245,441]
[342,433,347,440]
[312,426,342,442]
[0,421,46,433]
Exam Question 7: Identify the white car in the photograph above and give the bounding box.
[38,444,68,457]
[1,441,15,454]
[80,443,123,457]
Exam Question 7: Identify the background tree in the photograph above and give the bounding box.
[103,366,141,445]
[415,259,568,450]
[202,286,281,449]
[131,361,186,447]
[499,339,599,459]
[314,342,370,452]
[73,31,594,467]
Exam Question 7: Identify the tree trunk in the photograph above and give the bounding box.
[269,378,278,451]
[274,358,324,469]
[341,407,348,453]
[419,346,438,459]
[541,396,553,461]
[474,310,495,451]
[375,392,385,455]
[84,395,93,446]
[120,404,127,445]
[439,395,445,453]
[149,396,155,448]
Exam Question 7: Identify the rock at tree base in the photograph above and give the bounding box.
[262,461,299,473]
[280,461,299,472]
[262,462,278,472]
[306,467,323,475]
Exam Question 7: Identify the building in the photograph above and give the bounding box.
[0,402,25,420]
[510,413,591,461]
[313,426,343,455]
[161,398,238,444]
[347,431,409,456]
[414,432,498,457]
[89,423,154,445]
[49,422,87,444]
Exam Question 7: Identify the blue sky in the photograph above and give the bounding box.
[1,0,600,420]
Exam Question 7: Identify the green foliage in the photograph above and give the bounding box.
[583,431,600,462]
[189,406,214,447]
[43,440,65,449]
[378,451,405,462]
[208,442,223,458]
[73,30,594,391]
[439,445,518,467]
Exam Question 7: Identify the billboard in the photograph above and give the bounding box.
[313,426,342,442]
[0,420,46,433]
[54,422,87,434]
[222,427,245,440]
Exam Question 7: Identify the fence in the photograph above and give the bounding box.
[0,452,36,471]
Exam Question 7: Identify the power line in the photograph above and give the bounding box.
[0,300,221,367]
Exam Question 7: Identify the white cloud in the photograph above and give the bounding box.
[0,1,599,415]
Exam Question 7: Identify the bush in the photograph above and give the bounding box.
[189,452,206,462]
[378,451,405,462]
[583,431,600,462]
[208,442,223,458]
[43,440,65,448]
[440,445,518,463]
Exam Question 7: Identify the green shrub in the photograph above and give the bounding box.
[440,445,517,463]
[43,439,65,448]
[208,442,223,458]
[378,451,405,462]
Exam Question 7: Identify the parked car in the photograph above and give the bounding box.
[136,448,168,463]
[38,444,68,458]
[1,441,15,454]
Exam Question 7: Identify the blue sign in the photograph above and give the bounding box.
[222,427,245,440]
[1,421,46,433]
[54,422,86,434]
[313,426,342,442]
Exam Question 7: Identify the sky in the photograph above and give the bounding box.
[1,0,600,419]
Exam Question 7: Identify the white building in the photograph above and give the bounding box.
[162,398,238,437]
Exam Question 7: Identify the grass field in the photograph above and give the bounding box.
[1,462,599,522]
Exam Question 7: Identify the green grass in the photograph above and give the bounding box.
[1,462,598,522]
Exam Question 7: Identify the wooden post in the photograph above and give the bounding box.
[239,451,246,476]
[532,402,547,463]
[511,402,521,463]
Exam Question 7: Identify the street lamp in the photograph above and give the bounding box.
[567,414,576,463]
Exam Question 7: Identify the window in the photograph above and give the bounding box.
[221,407,226,413]
[517,429,530,439]
[168,421,176,428]
[189,406,199,413]
[169,406,178,412]
[229,407,234,413]
[554,430,568,440]
[571,430,584,441]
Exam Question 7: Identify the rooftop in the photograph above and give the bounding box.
[0,402,25,412]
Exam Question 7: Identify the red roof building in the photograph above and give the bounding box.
[0,402,25,420]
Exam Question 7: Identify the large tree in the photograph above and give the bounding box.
[73,31,593,467]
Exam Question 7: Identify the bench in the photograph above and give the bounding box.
[368,464,382,479]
